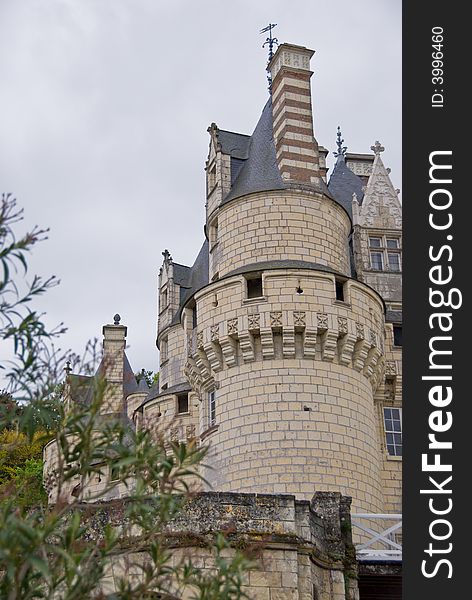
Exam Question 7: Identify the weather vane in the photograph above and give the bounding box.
[260,23,279,91]
[334,126,347,157]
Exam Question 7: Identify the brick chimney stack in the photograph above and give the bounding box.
[101,314,127,414]
[268,43,322,185]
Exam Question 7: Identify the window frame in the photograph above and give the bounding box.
[208,390,216,427]
[246,276,263,299]
[176,393,189,415]
[160,336,168,362]
[393,325,402,347]
[383,407,402,457]
[368,235,402,272]
[159,286,168,313]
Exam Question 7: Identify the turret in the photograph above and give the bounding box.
[43,316,140,504]
[175,44,387,514]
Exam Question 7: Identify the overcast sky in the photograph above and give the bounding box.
[0,0,401,377]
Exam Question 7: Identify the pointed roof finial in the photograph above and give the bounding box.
[64,359,72,375]
[260,23,279,91]
[113,313,121,325]
[333,126,347,158]
[371,140,385,155]
[162,249,172,265]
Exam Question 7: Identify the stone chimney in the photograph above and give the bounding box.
[101,314,127,414]
[268,43,322,186]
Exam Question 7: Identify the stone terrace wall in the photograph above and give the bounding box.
[78,491,359,600]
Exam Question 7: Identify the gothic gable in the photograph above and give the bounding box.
[355,141,402,229]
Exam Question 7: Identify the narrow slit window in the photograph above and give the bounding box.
[393,325,402,347]
[383,407,402,456]
[177,393,189,414]
[208,390,216,427]
[335,280,345,301]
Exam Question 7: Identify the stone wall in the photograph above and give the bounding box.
[182,269,385,514]
[210,190,351,280]
[43,437,130,505]
[77,491,359,600]
[377,325,402,515]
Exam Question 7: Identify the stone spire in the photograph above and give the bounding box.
[356,142,402,229]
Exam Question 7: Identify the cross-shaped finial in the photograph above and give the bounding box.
[333,126,347,157]
[162,249,172,264]
[371,140,385,155]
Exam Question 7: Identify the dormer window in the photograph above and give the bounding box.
[160,287,168,312]
[208,163,217,192]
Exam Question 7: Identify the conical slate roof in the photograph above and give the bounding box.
[222,97,334,206]
[137,376,149,393]
[328,155,365,218]
[171,239,209,326]
[222,99,285,205]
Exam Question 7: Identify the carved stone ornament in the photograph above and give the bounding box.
[338,317,348,335]
[270,312,282,328]
[227,318,238,335]
[248,313,261,331]
[385,360,397,376]
[210,324,219,341]
[317,313,328,330]
[370,329,377,346]
[186,424,196,439]
[356,322,365,340]
[197,331,204,349]
[293,311,306,327]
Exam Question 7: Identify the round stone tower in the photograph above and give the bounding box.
[179,44,386,514]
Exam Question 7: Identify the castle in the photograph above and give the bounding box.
[44,42,402,599]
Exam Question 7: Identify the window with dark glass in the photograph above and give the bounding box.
[393,325,402,347]
[370,251,384,270]
[247,277,263,299]
[368,235,401,271]
[335,280,345,301]
[388,252,401,271]
[177,393,189,414]
[383,407,402,456]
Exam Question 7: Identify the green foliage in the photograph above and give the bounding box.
[0,193,67,405]
[0,196,253,598]
[1,388,253,598]
[0,430,51,510]
[135,369,159,388]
